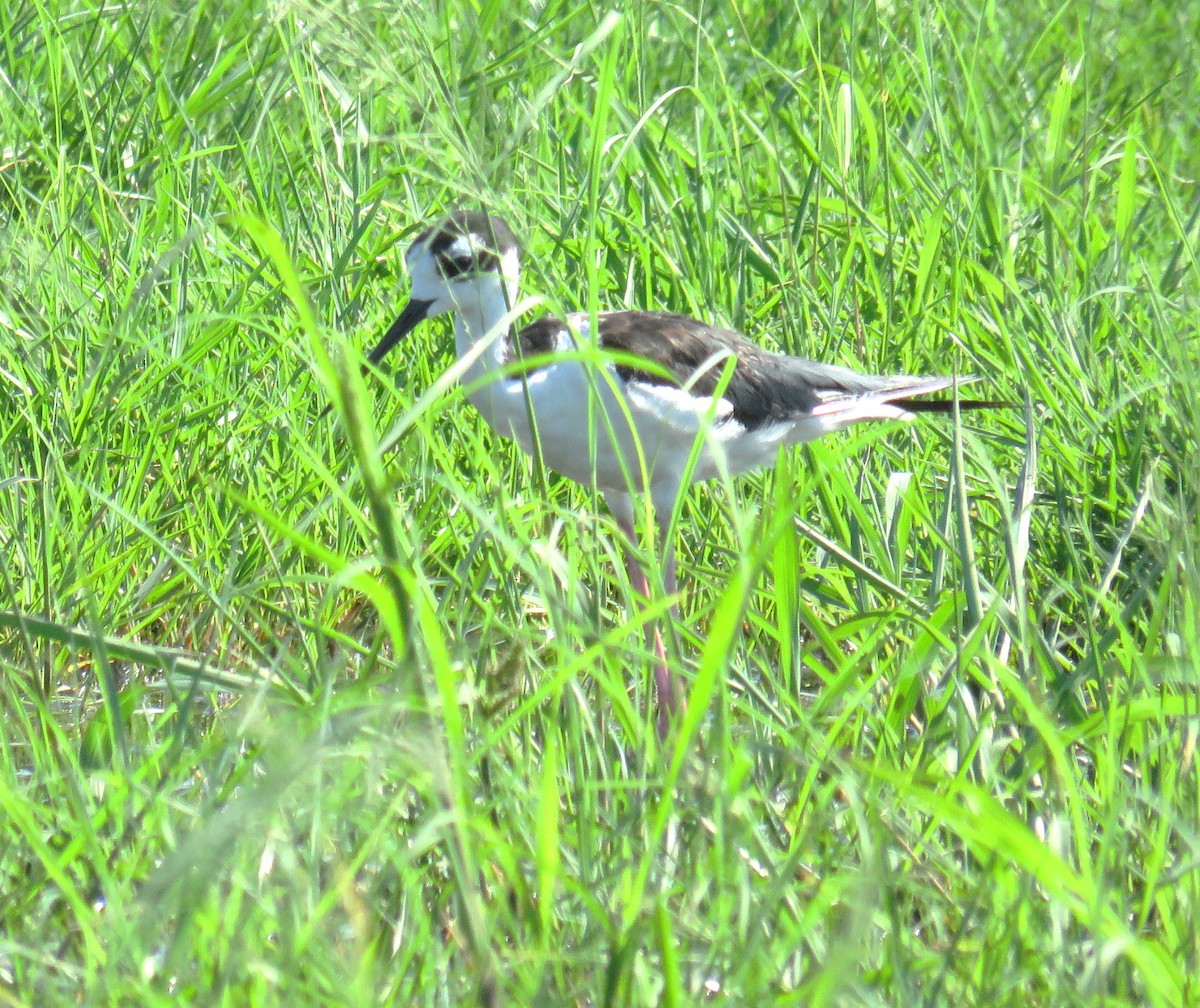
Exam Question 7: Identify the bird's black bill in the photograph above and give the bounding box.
[366,298,435,367]
[318,298,435,419]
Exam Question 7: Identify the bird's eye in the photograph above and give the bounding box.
[443,252,475,276]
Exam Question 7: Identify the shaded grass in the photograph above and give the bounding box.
[1,0,1198,1004]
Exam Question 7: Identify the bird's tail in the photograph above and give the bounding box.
[810,376,1014,427]
[892,396,1016,413]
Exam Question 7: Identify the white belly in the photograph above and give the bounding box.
[465,360,822,505]
[466,360,655,489]
[450,310,835,511]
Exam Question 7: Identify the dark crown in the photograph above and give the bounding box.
[414,210,518,279]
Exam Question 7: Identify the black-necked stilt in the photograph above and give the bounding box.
[364,209,1004,739]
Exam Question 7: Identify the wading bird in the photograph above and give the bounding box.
[363,210,1001,739]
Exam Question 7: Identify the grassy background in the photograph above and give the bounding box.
[2,0,1198,1004]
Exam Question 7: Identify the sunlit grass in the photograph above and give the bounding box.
[1,0,1197,1004]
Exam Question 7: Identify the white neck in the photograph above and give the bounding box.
[452,272,521,403]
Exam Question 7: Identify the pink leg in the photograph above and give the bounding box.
[615,515,685,740]
[655,539,685,738]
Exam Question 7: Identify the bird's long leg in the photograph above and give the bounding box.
[657,534,685,725]
[614,514,683,740]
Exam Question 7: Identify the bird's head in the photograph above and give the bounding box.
[367,209,520,366]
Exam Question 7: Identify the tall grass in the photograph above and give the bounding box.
[1,0,1197,1004]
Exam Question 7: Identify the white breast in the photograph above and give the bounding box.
[453,312,834,508]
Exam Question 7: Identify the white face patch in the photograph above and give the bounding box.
[446,235,476,262]
[499,246,519,285]
[405,241,447,305]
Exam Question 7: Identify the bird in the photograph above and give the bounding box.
[361,209,1004,739]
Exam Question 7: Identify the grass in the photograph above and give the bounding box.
[1,0,1198,1004]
